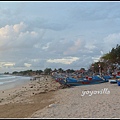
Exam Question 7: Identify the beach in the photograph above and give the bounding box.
[31,81,120,118]
[0,75,120,118]
[0,75,60,118]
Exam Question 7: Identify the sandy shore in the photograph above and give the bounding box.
[0,75,60,118]
[31,82,120,118]
[1,75,120,118]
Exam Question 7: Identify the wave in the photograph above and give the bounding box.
[0,75,31,85]
[0,75,17,80]
[0,79,17,85]
[0,75,32,90]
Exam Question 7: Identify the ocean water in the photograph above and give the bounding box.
[0,74,33,91]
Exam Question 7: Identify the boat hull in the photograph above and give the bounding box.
[57,76,107,86]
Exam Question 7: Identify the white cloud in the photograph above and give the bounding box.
[0,62,15,68]
[85,43,97,50]
[0,22,26,38]
[42,42,50,50]
[92,56,101,63]
[0,22,41,51]
[13,22,27,33]
[100,50,104,55]
[47,57,79,64]
[24,63,31,67]
[30,59,40,62]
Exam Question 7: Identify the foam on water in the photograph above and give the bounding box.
[0,74,32,90]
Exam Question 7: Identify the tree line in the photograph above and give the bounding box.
[89,44,120,74]
[4,68,76,76]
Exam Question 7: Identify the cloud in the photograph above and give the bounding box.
[103,32,120,53]
[68,2,120,24]
[0,21,106,72]
[47,57,79,64]
[1,2,120,73]
[13,22,27,33]
[85,43,97,50]
[63,39,85,55]
[92,56,101,63]
[0,62,15,68]
[42,42,51,50]
[24,63,31,67]
[0,22,42,51]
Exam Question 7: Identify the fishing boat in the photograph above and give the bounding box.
[56,75,108,87]
[117,80,120,86]
[109,79,117,84]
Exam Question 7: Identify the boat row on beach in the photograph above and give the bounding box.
[52,72,120,87]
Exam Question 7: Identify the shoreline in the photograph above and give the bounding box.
[0,75,61,118]
[0,75,32,91]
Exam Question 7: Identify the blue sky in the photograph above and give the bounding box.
[0,1,120,73]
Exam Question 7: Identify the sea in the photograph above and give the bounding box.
[0,74,33,91]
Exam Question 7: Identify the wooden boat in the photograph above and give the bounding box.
[109,79,117,84]
[56,75,108,87]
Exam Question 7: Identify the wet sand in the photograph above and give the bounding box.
[0,75,60,118]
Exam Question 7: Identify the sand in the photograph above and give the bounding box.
[1,75,120,118]
[31,82,120,118]
[0,75,60,118]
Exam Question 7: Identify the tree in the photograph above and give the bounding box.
[4,72,9,74]
[66,69,75,73]
[92,44,120,74]
[36,70,43,75]
[12,71,18,74]
[44,68,52,75]
[58,68,64,73]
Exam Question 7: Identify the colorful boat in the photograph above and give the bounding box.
[109,79,117,84]
[56,75,108,87]
[117,80,120,86]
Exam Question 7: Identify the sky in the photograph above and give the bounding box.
[0,1,120,73]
